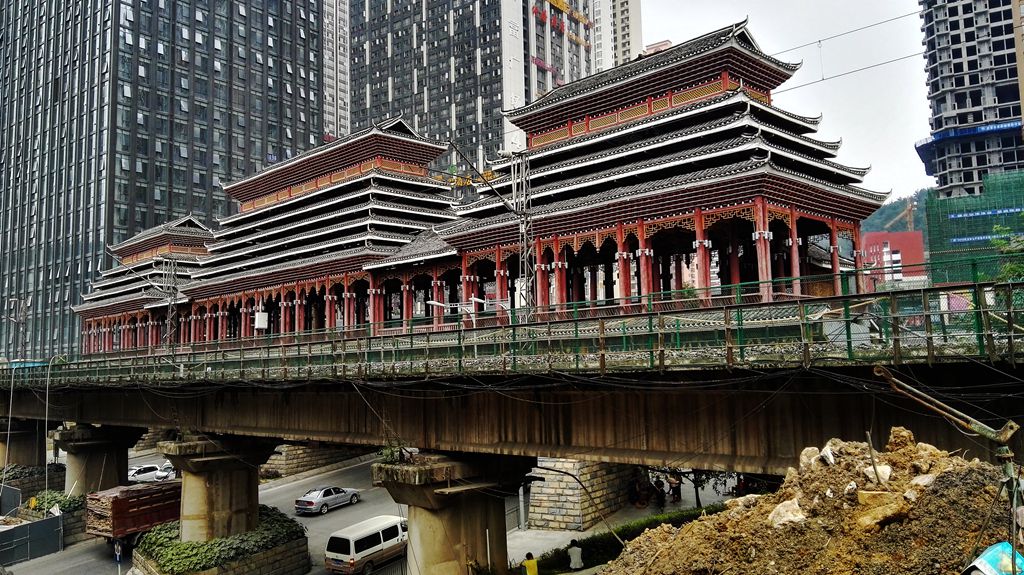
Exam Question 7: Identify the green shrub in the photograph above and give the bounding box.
[535,503,724,574]
[30,489,85,514]
[136,505,305,575]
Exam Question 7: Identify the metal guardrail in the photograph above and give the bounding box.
[3,278,1022,387]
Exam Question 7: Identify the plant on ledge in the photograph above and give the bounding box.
[136,505,305,575]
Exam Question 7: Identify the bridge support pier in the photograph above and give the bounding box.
[160,436,278,542]
[52,424,146,496]
[0,419,47,468]
[374,454,534,575]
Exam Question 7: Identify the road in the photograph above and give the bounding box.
[10,456,403,575]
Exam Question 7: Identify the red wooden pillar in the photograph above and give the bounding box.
[753,196,773,302]
[136,319,144,349]
[295,292,306,334]
[694,209,711,299]
[241,305,250,338]
[219,301,228,340]
[402,278,414,330]
[672,257,684,292]
[853,223,866,294]
[552,238,566,308]
[535,241,550,310]
[829,217,842,295]
[433,275,445,327]
[789,206,801,296]
[495,247,508,319]
[615,223,632,302]
[637,221,654,298]
[460,255,473,325]
[368,275,380,333]
[204,308,214,342]
[588,266,598,306]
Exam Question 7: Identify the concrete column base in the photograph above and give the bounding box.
[0,419,47,467]
[52,425,146,496]
[374,454,534,575]
[160,436,278,542]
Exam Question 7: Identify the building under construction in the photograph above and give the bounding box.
[926,170,1024,283]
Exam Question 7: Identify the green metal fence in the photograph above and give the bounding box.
[3,254,1023,387]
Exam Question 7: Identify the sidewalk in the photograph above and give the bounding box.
[506,484,730,574]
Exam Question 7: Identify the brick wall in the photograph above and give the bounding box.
[263,445,368,478]
[133,430,165,453]
[131,537,311,575]
[527,458,632,531]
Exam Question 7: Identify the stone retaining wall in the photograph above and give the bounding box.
[130,537,311,575]
[18,507,91,546]
[528,458,632,531]
[133,429,165,453]
[263,445,368,478]
[7,468,66,501]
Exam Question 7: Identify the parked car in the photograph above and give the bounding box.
[154,462,176,481]
[127,464,162,483]
[295,486,360,515]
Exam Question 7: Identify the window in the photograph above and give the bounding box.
[382,526,399,542]
[354,533,381,554]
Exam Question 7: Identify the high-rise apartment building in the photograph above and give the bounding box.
[0,0,324,359]
[348,0,603,169]
[593,0,641,71]
[323,0,351,137]
[916,0,1024,198]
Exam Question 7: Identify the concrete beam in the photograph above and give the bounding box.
[160,435,278,542]
[52,424,146,496]
[374,454,534,575]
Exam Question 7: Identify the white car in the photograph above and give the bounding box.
[128,464,162,482]
[155,462,176,481]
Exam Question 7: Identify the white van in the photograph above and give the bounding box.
[325,514,408,574]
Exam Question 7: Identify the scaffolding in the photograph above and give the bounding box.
[926,170,1024,283]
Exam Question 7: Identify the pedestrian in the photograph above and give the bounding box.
[668,472,682,504]
[568,539,584,571]
[521,552,539,575]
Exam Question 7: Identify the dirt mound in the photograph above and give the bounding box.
[603,428,1009,575]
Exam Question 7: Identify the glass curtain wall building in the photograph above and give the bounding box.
[0,0,324,359]
[349,0,602,170]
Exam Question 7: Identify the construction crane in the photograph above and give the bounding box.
[883,200,917,232]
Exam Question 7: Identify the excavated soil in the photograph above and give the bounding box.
[603,428,1012,575]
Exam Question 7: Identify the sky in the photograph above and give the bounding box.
[640,0,935,200]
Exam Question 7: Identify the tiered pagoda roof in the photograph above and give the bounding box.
[506,19,800,135]
[181,118,456,298]
[74,215,212,318]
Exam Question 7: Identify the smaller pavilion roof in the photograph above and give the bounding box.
[109,215,214,258]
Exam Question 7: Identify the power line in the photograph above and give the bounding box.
[774,51,925,95]
[769,10,921,56]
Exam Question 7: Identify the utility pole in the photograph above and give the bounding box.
[161,258,180,349]
[510,152,534,321]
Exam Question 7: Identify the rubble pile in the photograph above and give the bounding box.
[604,428,1011,575]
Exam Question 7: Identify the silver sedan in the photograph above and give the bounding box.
[294,486,360,515]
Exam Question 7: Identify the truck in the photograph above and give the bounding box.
[86,480,182,558]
